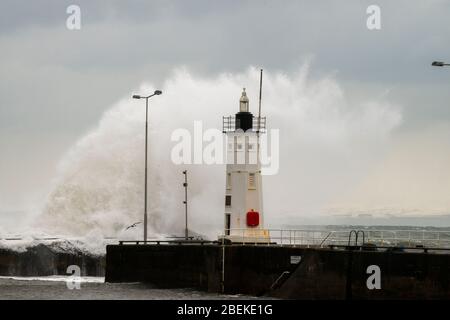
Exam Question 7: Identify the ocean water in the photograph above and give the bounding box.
[0,277,259,300]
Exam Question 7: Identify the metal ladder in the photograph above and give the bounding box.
[348,230,366,247]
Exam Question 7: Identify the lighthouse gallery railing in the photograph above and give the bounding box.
[222,116,266,133]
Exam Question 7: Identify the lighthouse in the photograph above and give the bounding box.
[222,87,269,242]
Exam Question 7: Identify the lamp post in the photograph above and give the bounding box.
[432,61,450,67]
[132,90,162,244]
[183,170,188,240]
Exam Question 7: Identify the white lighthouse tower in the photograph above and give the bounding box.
[222,87,269,242]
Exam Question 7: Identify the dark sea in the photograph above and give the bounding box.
[0,277,260,300]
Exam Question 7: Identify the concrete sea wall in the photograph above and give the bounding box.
[105,244,221,291]
[105,244,450,299]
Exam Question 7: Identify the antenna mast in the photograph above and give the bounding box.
[257,69,263,166]
[257,69,263,132]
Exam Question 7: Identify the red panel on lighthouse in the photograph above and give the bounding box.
[246,210,259,227]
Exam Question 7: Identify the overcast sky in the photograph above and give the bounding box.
[1,0,450,227]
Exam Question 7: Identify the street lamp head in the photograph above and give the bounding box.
[154,90,163,95]
[432,61,445,67]
[132,95,141,99]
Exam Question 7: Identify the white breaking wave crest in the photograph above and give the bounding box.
[30,65,402,243]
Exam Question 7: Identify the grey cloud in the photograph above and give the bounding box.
[1,0,450,217]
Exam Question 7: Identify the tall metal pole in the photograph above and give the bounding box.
[144,97,149,244]
[257,69,263,164]
[133,90,162,244]
[183,170,188,240]
[258,69,263,131]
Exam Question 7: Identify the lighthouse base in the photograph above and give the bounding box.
[220,229,271,244]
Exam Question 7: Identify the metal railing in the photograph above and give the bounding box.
[118,239,215,246]
[222,228,450,249]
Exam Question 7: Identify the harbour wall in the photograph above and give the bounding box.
[0,244,105,277]
[105,244,450,299]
